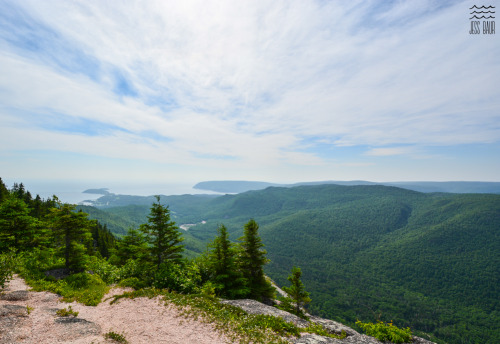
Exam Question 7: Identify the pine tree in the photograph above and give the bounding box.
[140,196,184,269]
[207,224,248,298]
[238,219,275,300]
[281,266,311,318]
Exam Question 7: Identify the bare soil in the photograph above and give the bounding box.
[0,275,229,344]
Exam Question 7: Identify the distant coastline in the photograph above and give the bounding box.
[83,188,111,195]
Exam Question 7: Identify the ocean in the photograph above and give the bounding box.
[3,179,218,204]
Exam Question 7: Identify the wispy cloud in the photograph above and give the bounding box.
[0,0,499,183]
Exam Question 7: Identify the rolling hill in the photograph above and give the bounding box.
[88,184,500,343]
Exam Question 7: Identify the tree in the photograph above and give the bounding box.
[238,219,275,300]
[0,178,8,204]
[140,196,184,269]
[206,224,248,298]
[90,222,117,258]
[0,196,38,253]
[281,266,311,318]
[47,201,93,272]
[112,228,148,265]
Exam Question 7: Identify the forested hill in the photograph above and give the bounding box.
[83,184,499,343]
[192,180,500,194]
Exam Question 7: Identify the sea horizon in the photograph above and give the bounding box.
[2,179,220,204]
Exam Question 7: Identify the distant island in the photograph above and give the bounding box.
[83,188,111,195]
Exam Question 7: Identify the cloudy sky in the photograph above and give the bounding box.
[1,0,499,187]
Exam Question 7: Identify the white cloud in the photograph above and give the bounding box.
[1,0,499,183]
[364,146,416,157]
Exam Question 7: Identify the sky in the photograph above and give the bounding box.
[1,0,499,187]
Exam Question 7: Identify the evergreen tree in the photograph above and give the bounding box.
[91,222,117,258]
[238,219,275,300]
[0,196,38,252]
[281,266,311,317]
[0,178,8,204]
[47,202,93,272]
[140,196,184,269]
[207,224,248,298]
[112,228,149,265]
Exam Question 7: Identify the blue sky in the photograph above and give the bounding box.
[1,0,499,186]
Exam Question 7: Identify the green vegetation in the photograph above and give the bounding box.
[103,331,128,343]
[2,178,499,343]
[56,305,79,317]
[201,224,248,298]
[356,320,412,343]
[238,219,275,301]
[156,184,496,344]
[0,250,15,289]
[139,195,184,268]
[111,288,345,344]
[0,179,281,305]
[47,202,94,272]
[279,266,311,319]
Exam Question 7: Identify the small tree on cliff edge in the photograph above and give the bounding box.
[140,195,184,269]
[238,219,275,300]
[281,266,311,318]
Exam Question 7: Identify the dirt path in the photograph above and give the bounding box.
[0,275,229,344]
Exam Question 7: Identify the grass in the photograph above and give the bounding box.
[56,305,79,317]
[104,331,129,343]
[20,271,109,306]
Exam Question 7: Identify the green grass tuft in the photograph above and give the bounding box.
[104,331,128,343]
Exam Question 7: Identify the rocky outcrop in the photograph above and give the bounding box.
[53,316,101,340]
[0,290,30,301]
[222,299,436,344]
[221,299,310,327]
[0,304,29,343]
[0,288,101,343]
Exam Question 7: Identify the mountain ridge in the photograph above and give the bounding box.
[193,180,500,194]
[82,184,500,343]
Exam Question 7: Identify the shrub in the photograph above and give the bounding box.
[104,331,128,343]
[302,322,347,339]
[356,320,412,343]
[56,305,79,317]
[17,248,63,280]
[26,272,108,306]
[118,277,147,290]
[87,256,120,284]
[152,261,201,294]
[61,273,108,306]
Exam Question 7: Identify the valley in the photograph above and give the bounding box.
[80,183,500,344]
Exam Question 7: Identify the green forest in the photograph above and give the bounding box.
[1,179,499,343]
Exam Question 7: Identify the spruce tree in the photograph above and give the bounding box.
[140,196,184,269]
[238,219,275,300]
[0,196,38,253]
[207,224,248,298]
[281,266,311,318]
[0,178,8,203]
[113,228,149,265]
[47,202,93,272]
